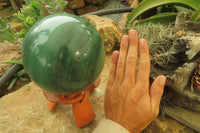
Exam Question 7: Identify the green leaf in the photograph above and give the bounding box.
[24,0,32,5]
[127,0,200,26]
[19,77,29,82]
[31,1,44,18]
[13,13,25,23]
[0,17,4,29]
[25,17,36,26]
[0,60,23,65]
[17,69,26,77]
[175,5,191,12]
[2,66,8,71]
[0,31,16,42]
[158,5,177,13]
[8,77,18,90]
[191,6,200,21]
[22,6,33,17]
[135,12,177,26]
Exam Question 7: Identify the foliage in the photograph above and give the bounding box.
[135,12,177,26]
[41,0,68,14]
[0,17,16,42]
[126,0,200,27]
[0,59,28,89]
[13,0,44,38]
[8,69,29,90]
[6,7,15,13]
[191,7,200,21]
[13,0,67,39]
[0,60,23,65]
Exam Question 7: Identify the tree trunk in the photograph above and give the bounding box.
[9,0,23,11]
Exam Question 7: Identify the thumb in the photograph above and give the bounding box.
[150,76,166,116]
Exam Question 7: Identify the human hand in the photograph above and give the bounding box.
[104,30,166,133]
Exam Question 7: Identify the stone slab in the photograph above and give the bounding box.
[163,104,200,132]
[0,54,112,133]
[0,53,197,133]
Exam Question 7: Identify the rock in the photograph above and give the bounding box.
[76,4,99,15]
[118,0,138,33]
[0,53,196,132]
[0,82,104,132]
[142,117,196,133]
[0,54,112,133]
[119,13,129,33]
[67,0,85,10]
[84,15,123,52]
[0,2,8,6]
[65,8,75,14]
[85,0,103,5]
[130,0,139,7]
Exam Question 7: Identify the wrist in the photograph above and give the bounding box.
[106,118,141,133]
[93,119,130,133]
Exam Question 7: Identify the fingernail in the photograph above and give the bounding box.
[129,30,135,36]
[121,35,128,43]
[112,51,118,61]
[139,39,144,47]
[139,39,146,48]
[159,76,166,86]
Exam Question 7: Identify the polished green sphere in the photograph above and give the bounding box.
[22,13,105,94]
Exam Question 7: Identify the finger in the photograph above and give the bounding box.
[150,76,166,116]
[124,30,138,86]
[105,51,119,116]
[136,39,150,89]
[106,51,119,88]
[115,35,129,85]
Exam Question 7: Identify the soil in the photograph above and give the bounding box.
[0,9,28,97]
[0,41,30,97]
[0,76,30,97]
[0,8,16,18]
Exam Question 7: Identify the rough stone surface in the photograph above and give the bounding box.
[0,54,111,133]
[67,0,85,10]
[0,0,10,9]
[85,0,103,5]
[119,13,129,33]
[85,15,123,52]
[143,117,196,133]
[76,4,99,15]
[65,8,75,14]
[0,2,8,6]
[130,0,139,7]
[0,53,196,133]
[0,82,103,133]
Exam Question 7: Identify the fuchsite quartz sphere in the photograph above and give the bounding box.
[22,13,105,94]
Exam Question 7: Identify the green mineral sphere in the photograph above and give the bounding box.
[22,13,105,95]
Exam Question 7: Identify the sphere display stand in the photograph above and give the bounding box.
[43,78,100,127]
